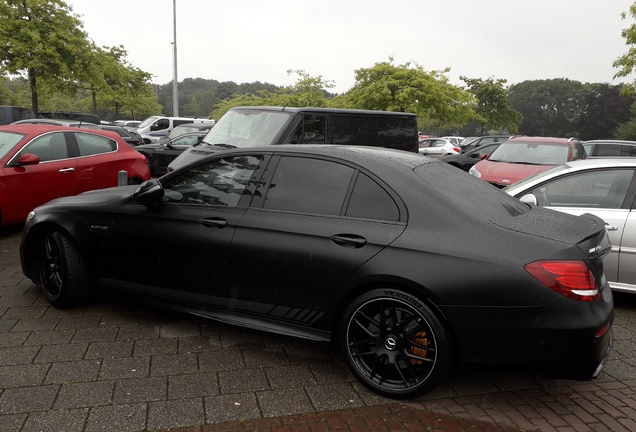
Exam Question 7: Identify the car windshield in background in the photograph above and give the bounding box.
[501,164,569,192]
[201,110,292,148]
[488,141,569,165]
[0,131,27,159]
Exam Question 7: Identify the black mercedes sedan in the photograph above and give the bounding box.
[20,145,614,399]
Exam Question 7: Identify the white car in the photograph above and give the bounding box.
[504,158,636,294]
[440,136,464,146]
[418,138,460,157]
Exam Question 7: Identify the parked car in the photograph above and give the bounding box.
[460,135,516,153]
[20,145,613,399]
[137,116,216,143]
[503,158,636,294]
[113,120,141,128]
[418,137,460,157]
[583,140,636,158]
[167,106,419,172]
[469,137,587,188]
[440,142,500,172]
[153,122,215,147]
[135,131,207,176]
[0,105,35,125]
[99,125,144,147]
[12,118,101,129]
[440,136,464,146]
[0,124,150,226]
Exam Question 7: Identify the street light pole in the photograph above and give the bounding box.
[172,0,179,117]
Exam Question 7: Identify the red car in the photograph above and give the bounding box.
[468,136,588,188]
[0,124,150,226]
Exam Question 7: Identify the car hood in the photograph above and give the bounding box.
[39,186,137,208]
[476,160,553,185]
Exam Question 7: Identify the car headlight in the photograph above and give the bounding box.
[469,166,481,178]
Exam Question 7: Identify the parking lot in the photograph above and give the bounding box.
[1,223,636,431]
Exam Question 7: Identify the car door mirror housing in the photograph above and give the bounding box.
[133,179,164,203]
[18,153,40,166]
[519,194,538,205]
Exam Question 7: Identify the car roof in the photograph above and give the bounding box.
[0,123,123,140]
[560,158,636,169]
[507,136,577,145]
[197,144,431,171]
[583,140,636,145]
[230,106,417,117]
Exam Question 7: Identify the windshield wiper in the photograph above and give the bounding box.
[211,143,237,149]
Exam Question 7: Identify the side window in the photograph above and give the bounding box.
[263,157,354,215]
[378,116,417,149]
[173,120,193,127]
[162,155,262,206]
[75,133,117,156]
[153,119,170,131]
[331,116,380,146]
[19,132,69,161]
[595,144,636,157]
[172,135,201,146]
[346,173,400,221]
[302,115,325,144]
[531,169,635,208]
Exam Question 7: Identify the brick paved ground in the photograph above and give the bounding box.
[1,223,636,432]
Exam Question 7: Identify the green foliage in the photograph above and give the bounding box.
[615,118,636,139]
[345,58,476,127]
[211,70,335,119]
[460,76,522,134]
[0,0,93,113]
[508,79,590,137]
[614,3,636,94]
[576,83,635,140]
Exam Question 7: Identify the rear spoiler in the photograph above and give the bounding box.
[576,213,612,260]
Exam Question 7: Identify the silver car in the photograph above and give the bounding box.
[504,158,636,294]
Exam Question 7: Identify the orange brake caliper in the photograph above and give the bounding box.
[410,331,429,365]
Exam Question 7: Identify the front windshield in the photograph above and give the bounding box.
[0,131,26,160]
[488,141,569,165]
[201,109,292,148]
[138,116,159,129]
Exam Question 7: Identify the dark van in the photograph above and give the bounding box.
[0,106,35,125]
[167,106,418,172]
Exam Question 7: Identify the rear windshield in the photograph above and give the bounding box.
[201,109,292,148]
[415,162,529,219]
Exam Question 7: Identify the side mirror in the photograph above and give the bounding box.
[519,194,538,205]
[133,179,164,203]
[480,153,488,160]
[19,153,40,166]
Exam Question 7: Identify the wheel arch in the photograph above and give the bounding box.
[22,220,94,283]
[327,276,456,350]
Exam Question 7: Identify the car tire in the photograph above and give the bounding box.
[38,231,89,308]
[339,288,452,399]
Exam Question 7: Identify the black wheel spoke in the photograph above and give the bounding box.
[343,291,447,398]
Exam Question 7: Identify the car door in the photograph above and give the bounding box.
[70,131,125,192]
[617,195,636,290]
[2,131,77,222]
[102,154,267,301]
[225,154,407,327]
[518,168,636,285]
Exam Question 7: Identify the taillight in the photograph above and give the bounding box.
[453,147,461,153]
[525,260,599,302]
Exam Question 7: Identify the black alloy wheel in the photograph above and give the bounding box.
[340,289,451,399]
[38,231,88,308]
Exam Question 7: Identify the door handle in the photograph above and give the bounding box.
[59,168,75,173]
[198,218,227,228]
[605,224,618,231]
[330,234,367,249]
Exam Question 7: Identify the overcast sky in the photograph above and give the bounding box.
[65,0,632,94]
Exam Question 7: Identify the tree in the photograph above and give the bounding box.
[344,58,476,127]
[508,79,589,137]
[613,3,636,94]
[211,70,335,119]
[576,84,635,140]
[460,76,522,135]
[0,0,93,114]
